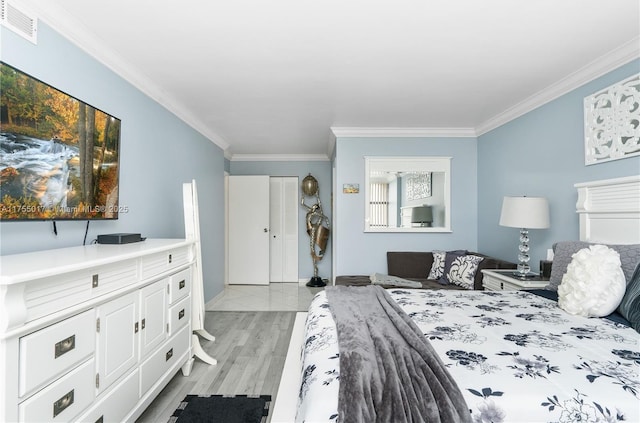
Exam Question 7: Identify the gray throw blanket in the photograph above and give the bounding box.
[369,273,423,288]
[325,285,471,423]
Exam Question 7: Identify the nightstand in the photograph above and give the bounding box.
[481,269,550,291]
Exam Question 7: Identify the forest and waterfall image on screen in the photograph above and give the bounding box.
[0,63,121,220]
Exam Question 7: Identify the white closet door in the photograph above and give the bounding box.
[282,177,299,281]
[269,179,284,282]
[228,175,270,285]
[270,177,298,282]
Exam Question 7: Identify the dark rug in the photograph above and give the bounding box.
[168,394,271,423]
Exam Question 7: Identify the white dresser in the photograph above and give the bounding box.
[0,239,196,423]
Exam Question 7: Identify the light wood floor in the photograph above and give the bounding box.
[136,311,297,422]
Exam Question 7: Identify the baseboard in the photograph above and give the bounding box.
[205,290,225,311]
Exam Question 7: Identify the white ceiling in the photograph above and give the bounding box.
[15,0,640,158]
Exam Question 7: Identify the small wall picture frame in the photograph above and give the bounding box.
[343,183,359,194]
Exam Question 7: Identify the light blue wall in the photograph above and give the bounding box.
[5,22,636,294]
[478,59,640,269]
[334,137,478,276]
[229,160,332,281]
[1,23,226,301]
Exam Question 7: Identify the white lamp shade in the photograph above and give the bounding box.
[499,196,550,229]
[411,206,433,224]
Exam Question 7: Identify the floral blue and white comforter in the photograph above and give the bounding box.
[296,289,640,423]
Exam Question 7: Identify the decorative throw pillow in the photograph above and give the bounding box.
[617,262,640,332]
[436,250,469,285]
[557,245,626,317]
[428,250,446,279]
[546,241,640,291]
[446,255,484,289]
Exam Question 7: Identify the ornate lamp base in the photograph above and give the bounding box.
[513,228,532,277]
[306,276,326,287]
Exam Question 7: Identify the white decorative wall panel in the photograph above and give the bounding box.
[584,73,640,165]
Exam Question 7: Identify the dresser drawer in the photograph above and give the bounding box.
[482,277,504,291]
[19,309,95,397]
[168,268,191,304]
[74,368,139,423]
[140,247,190,280]
[18,358,95,423]
[23,260,138,324]
[24,271,93,324]
[139,325,190,395]
[168,296,191,336]
[89,259,139,297]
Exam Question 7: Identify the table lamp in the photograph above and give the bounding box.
[411,205,433,227]
[499,196,550,277]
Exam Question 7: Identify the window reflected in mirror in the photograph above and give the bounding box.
[364,157,451,232]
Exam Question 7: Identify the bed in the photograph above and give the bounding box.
[272,175,640,423]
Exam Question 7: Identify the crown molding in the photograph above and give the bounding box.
[476,37,640,136]
[330,127,477,138]
[23,1,229,150]
[231,154,330,162]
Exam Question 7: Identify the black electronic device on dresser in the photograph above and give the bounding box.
[97,233,145,244]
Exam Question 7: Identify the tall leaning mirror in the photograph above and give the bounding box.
[364,156,451,232]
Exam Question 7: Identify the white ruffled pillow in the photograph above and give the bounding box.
[558,244,626,317]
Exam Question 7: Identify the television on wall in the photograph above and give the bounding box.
[0,62,122,221]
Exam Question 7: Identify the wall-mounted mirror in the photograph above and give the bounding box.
[364,156,451,232]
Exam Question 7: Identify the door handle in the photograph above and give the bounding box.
[264,228,268,232]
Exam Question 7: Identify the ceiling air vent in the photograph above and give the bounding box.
[1,0,37,44]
